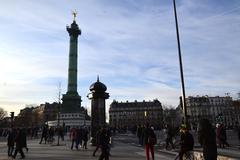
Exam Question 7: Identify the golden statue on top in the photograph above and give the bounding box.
[72,10,77,21]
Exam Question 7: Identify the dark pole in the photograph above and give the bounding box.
[10,112,14,128]
[57,82,61,146]
[173,0,187,125]
[57,104,60,146]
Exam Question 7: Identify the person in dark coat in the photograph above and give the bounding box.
[137,125,143,146]
[21,128,28,152]
[198,119,217,160]
[12,128,25,159]
[93,127,101,156]
[75,127,82,149]
[82,127,89,149]
[7,128,15,156]
[39,125,48,144]
[98,128,110,160]
[165,124,175,150]
[143,123,156,160]
[219,124,229,148]
[177,124,194,160]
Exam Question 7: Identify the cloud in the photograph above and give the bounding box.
[0,0,240,114]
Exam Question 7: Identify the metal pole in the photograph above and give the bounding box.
[173,0,187,125]
[57,105,60,145]
[10,112,14,128]
[57,82,61,146]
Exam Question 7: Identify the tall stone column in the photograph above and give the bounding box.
[87,77,109,145]
[66,20,80,95]
[61,18,82,113]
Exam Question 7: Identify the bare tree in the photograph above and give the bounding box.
[0,107,7,120]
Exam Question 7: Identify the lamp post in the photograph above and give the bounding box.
[57,104,60,146]
[173,0,187,125]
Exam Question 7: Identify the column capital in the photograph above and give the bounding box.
[67,21,81,37]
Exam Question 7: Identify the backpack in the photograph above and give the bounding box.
[148,129,157,145]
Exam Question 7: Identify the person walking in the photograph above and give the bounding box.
[198,119,217,160]
[143,123,156,160]
[176,124,194,160]
[165,124,175,150]
[12,128,25,159]
[98,127,110,160]
[93,127,101,156]
[75,127,82,149]
[82,126,89,149]
[219,124,229,148]
[216,124,221,147]
[7,128,15,157]
[59,126,64,141]
[137,125,143,146]
[69,127,77,150]
[39,125,48,144]
[21,128,29,152]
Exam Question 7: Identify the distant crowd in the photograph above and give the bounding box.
[135,120,240,160]
[1,121,240,160]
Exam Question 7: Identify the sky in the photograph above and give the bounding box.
[0,0,240,116]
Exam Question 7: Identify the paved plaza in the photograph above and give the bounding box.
[0,133,240,160]
[0,134,175,160]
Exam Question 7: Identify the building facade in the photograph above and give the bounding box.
[185,96,237,129]
[109,99,163,129]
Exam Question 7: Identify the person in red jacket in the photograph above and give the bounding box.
[69,127,77,150]
[143,123,156,160]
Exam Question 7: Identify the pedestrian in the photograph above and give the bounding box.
[79,126,84,148]
[176,124,194,160]
[107,126,113,156]
[48,127,55,143]
[82,126,89,149]
[7,128,15,157]
[93,127,101,156]
[98,127,110,160]
[59,126,64,141]
[198,119,217,160]
[137,125,143,146]
[216,124,221,147]
[143,123,156,160]
[12,128,25,159]
[219,124,229,148]
[165,124,175,150]
[69,127,77,150]
[39,125,48,144]
[21,128,29,152]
